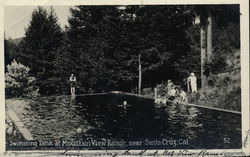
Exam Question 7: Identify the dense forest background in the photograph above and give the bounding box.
[5,5,240,96]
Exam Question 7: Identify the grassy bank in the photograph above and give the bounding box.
[188,67,240,112]
[142,67,241,112]
[188,49,241,112]
[142,50,241,112]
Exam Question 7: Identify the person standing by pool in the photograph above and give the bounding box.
[70,73,76,95]
[187,72,197,93]
[169,85,176,101]
[179,89,187,103]
[167,80,173,95]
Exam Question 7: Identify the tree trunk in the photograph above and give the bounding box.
[200,26,206,88]
[138,54,142,95]
[207,14,212,63]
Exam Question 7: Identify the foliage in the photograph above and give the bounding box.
[67,6,121,92]
[4,5,240,96]
[4,40,19,71]
[18,7,63,95]
[155,82,168,97]
[172,26,201,87]
[67,5,196,92]
[5,60,39,97]
[202,20,240,76]
[188,70,241,112]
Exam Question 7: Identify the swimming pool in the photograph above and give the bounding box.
[8,93,241,150]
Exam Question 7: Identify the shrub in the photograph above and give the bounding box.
[5,60,39,98]
[188,71,241,112]
[156,82,168,96]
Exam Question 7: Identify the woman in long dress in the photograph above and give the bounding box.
[187,72,197,93]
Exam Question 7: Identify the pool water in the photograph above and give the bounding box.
[14,93,241,149]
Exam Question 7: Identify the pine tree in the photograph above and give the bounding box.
[67,6,136,92]
[134,6,193,87]
[65,5,240,93]
[18,7,63,95]
[189,5,240,88]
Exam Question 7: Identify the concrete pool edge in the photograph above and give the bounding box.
[109,91,242,115]
[5,91,241,140]
[7,109,34,141]
[49,91,241,115]
[172,101,241,115]
[4,93,242,150]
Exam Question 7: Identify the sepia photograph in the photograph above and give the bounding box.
[3,2,247,154]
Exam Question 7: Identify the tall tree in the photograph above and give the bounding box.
[135,6,193,86]
[191,5,240,88]
[65,5,240,93]
[18,7,63,95]
[67,6,139,93]
[206,13,212,63]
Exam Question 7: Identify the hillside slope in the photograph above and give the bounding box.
[8,37,23,45]
[188,49,241,112]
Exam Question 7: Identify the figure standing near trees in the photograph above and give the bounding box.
[187,72,197,93]
[70,73,76,95]
[167,80,173,95]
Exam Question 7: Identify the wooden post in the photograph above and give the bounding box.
[154,87,157,99]
[200,25,206,88]
[138,54,142,95]
[207,14,212,63]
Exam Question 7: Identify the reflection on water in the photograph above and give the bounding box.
[20,93,241,149]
